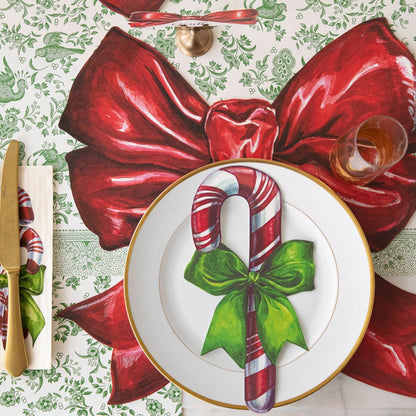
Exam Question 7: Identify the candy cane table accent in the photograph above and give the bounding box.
[19,226,43,275]
[18,187,34,225]
[18,187,43,275]
[191,166,281,412]
[0,186,44,346]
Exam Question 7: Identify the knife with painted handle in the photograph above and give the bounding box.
[0,140,28,376]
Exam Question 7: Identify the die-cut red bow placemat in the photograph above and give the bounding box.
[58,7,416,405]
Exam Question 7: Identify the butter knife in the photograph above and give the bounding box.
[0,140,28,376]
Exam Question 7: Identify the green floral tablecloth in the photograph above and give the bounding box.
[0,0,415,415]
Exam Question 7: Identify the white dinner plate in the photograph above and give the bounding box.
[125,159,374,409]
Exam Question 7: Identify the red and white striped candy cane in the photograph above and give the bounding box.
[18,187,34,225]
[18,188,43,274]
[191,165,281,413]
[0,288,8,347]
[19,226,43,275]
[0,188,43,348]
[0,225,41,346]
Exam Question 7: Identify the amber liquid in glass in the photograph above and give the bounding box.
[330,126,395,183]
[355,127,394,165]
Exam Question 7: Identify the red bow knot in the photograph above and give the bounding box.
[206,100,278,161]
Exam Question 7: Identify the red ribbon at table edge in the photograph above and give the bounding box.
[128,10,259,27]
[58,16,416,405]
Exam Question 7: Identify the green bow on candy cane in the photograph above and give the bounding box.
[0,265,46,345]
[185,240,315,368]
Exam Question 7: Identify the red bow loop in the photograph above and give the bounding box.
[60,28,210,171]
[272,18,416,153]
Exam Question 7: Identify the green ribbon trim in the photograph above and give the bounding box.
[184,240,315,368]
[0,264,46,345]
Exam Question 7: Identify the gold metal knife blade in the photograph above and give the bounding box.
[0,140,28,376]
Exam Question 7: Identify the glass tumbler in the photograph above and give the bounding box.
[329,115,408,186]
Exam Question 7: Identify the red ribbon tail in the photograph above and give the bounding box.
[202,10,258,25]
[343,276,416,396]
[109,347,168,405]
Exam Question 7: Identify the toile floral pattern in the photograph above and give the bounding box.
[0,0,416,414]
